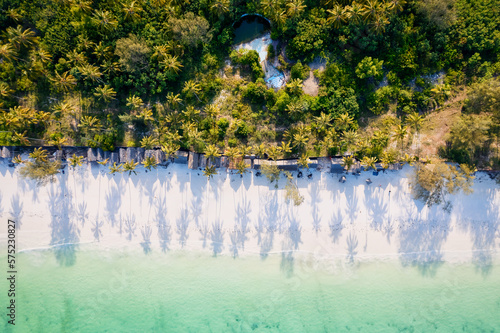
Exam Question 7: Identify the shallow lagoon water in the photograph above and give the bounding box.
[1,248,499,332]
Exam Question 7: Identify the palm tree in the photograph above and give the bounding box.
[336,112,355,132]
[361,156,377,170]
[361,0,382,22]
[126,95,144,110]
[0,82,13,97]
[123,160,139,175]
[405,112,424,157]
[12,155,25,164]
[203,165,218,179]
[140,135,159,149]
[387,0,406,13]
[78,115,102,136]
[342,129,359,154]
[30,147,49,163]
[380,150,396,169]
[68,154,84,169]
[12,131,29,146]
[430,84,451,106]
[401,153,416,166]
[78,63,103,83]
[292,132,308,154]
[345,1,363,24]
[286,78,303,96]
[369,14,389,35]
[341,155,355,172]
[93,85,116,102]
[166,92,183,109]
[0,43,17,63]
[225,147,242,166]
[109,162,124,175]
[253,143,267,159]
[70,0,92,15]
[267,145,282,161]
[211,0,230,17]
[235,160,249,176]
[287,0,306,19]
[161,142,180,160]
[101,59,121,75]
[51,71,77,92]
[182,80,201,101]
[298,153,309,169]
[327,5,347,28]
[122,1,143,21]
[136,108,154,123]
[314,112,333,136]
[142,156,158,171]
[161,54,183,75]
[204,144,221,165]
[393,124,408,152]
[405,112,424,134]
[48,136,68,150]
[92,41,111,60]
[92,10,118,32]
[5,25,38,50]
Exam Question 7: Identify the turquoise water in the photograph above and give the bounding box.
[1,248,499,332]
[233,15,270,45]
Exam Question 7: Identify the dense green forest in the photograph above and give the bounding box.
[0,0,499,170]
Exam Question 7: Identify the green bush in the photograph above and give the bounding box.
[217,118,229,141]
[290,60,310,80]
[235,121,251,139]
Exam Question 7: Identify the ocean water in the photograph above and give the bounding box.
[1,248,499,332]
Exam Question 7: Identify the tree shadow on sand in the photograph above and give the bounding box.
[48,181,80,266]
[233,197,251,257]
[280,210,302,277]
[258,191,280,259]
[124,214,137,241]
[9,193,23,230]
[141,225,152,254]
[328,210,344,244]
[309,181,322,233]
[155,196,171,252]
[176,207,190,247]
[454,187,500,276]
[210,219,225,257]
[91,219,103,241]
[346,232,358,263]
[398,216,450,277]
[105,180,122,229]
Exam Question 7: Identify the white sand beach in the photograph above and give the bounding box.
[1,160,499,272]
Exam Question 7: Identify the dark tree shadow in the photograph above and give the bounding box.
[259,191,279,259]
[454,187,500,276]
[190,196,203,228]
[365,187,388,231]
[280,210,302,277]
[398,218,449,276]
[235,197,251,252]
[210,219,224,257]
[328,210,344,244]
[77,202,89,227]
[229,230,239,258]
[9,193,23,230]
[155,196,171,252]
[105,179,122,229]
[48,180,79,266]
[346,232,358,263]
[124,214,137,241]
[141,225,152,254]
[176,207,190,247]
[91,220,103,241]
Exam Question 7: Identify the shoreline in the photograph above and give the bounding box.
[0,160,499,271]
